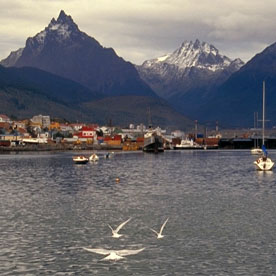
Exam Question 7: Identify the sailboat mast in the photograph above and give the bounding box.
[262,81,265,146]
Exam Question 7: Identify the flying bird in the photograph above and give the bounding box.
[150,218,169,239]
[83,247,145,261]
[108,218,131,238]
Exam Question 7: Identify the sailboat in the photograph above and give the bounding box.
[253,81,274,171]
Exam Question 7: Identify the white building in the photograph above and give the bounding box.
[31,115,50,128]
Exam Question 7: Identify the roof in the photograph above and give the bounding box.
[0,114,10,120]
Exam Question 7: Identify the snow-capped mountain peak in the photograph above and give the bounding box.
[30,10,80,47]
[141,39,242,72]
[136,39,244,100]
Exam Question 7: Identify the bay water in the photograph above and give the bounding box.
[1,150,276,275]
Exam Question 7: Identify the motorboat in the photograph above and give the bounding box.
[73,155,89,164]
[174,138,204,150]
[89,153,99,162]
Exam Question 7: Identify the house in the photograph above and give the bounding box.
[78,126,97,138]
[0,114,11,123]
[70,123,86,131]
[73,126,98,144]
[59,124,73,132]
[50,122,60,130]
[12,121,27,129]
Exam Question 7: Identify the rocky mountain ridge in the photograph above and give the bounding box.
[136,39,244,99]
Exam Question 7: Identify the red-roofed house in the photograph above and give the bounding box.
[0,114,11,123]
[77,126,97,139]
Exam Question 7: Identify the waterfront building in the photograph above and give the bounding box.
[0,114,11,123]
[31,115,50,128]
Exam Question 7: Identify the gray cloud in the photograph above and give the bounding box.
[1,0,276,64]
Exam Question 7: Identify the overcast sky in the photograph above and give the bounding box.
[1,0,276,65]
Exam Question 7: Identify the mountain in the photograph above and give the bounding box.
[0,65,101,104]
[0,65,194,130]
[137,39,244,99]
[0,65,90,121]
[1,10,155,97]
[191,42,276,127]
[0,10,198,130]
[82,95,195,130]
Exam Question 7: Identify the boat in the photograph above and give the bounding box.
[253,81,274,171]
[174,138,204,150]
[143,107,164,153]
[104,152,115,158]
[143,128,164,153]
[251,148,263,155]
[89,153,99,162]
[73,155,89,164]
[254,146,274,171]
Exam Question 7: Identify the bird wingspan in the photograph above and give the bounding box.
[116,248,145,256]
[150,228,159,235]
[83,247,111,255]
[115,218,131,232]
[107,224,114,232]
[160,218,169,234]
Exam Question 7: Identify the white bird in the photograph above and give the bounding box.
[83,247,145,261]
[108,218,131,238]
[150,218,169,239]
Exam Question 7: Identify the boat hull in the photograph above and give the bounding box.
[73,156,89,164]
[143,135,164,153]
[254,157,274,171]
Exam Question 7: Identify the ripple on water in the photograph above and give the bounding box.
[1,150,276,275]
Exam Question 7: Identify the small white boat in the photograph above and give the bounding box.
[174,138,203,150]
[73,155,89,164]
[251,148,263,155]
[89,153,99,162]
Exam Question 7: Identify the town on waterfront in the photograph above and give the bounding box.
[2,113,276,152]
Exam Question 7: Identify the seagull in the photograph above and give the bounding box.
[83,247,145,261]
[150,218,169,239]
[108,218,131,238]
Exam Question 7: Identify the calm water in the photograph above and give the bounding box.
[1,150,276,275]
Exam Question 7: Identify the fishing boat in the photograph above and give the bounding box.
[143,108,164,153]
[253,81,274,171]
[143,128,164,153]
[174,138,204,150]
[73,155,89,164]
